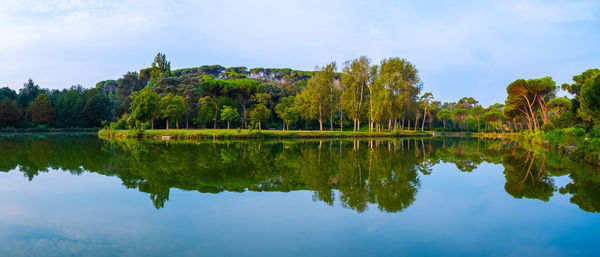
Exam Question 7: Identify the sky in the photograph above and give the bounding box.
[0,0,599,106]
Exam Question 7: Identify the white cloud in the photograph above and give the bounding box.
[0,0,598,106]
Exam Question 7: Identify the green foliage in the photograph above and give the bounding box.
[220,105,240,129]
[541,122,555,132]
[83,88,109,127]
[197,96,216,127]
[0,99,24,126]
[249,104,270,130]
[56,89,84,127]
[275,96,300,130]
[579,73,600,125]
[129,87,160,126]
[28,94,54,125]
[160,93,186,129]
[150,52,171,83]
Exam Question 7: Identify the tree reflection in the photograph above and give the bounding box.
[1,134,599,214]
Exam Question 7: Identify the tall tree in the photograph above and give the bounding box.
[199,76,229,128]
[116,72,145,109]
[0,99,24,126]
[297,62,336,131]
[160,93,186,129]
[150,52,171,83]
[562,68,600,99]
[197,96,216,128]
[419,92,433,131]
[341,57,370,131]
[56,89,83,127]
[29,94,54,125]
[0,87,17,100]
[18,79,46,107]
[471,105,484,133]
[83,89,110,127]
[579,74,600,125]
[230,79,265,129]
[275,96,299,131]
[377,57,421,131]
[249,93,271,130]
[220,105,239,129]
[436,109,452,130]
[130,87,160,129]
[546,97,572,119]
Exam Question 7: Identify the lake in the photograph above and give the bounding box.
[0,134,599,256]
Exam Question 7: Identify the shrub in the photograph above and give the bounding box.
[541,122,555,132]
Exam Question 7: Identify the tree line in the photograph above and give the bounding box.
[2,52,599,132]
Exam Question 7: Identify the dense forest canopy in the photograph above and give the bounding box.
[1,52,599,133]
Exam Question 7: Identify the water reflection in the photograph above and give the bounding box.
[0,135,598,213]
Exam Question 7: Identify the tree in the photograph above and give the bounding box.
[29,94,54,125]
[0,99,24,126]
[116,71,145,111]
[528,77,557,125]
[197,96,216,128]
[230,79,265,129]
[471,105,484,133]
[249,93,271,130]
[579,74,600,125]
[130,87,160,129]
[275,96,300,131]
[220,105,239,129]
[176,75,200,128]
[199,76,229,128]
[482,109,503,132]
[457,97,478,109]
[341,57,370,131]
[83,88,109,127]
[436,109,452,130]
[56,89,83,127]
[150,52,171,83]
[453,108,469,132]
[505,77,556,131]
[419,92,433,131]
[546,97,572,119]
[249,105,270,130]
[377,57,421,131]
[18,79,46,107]
[297,62,336,131]
[160,93,186,129]
[562,69,600,98]
[0,87,17,100]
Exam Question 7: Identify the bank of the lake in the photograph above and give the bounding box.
[473,130,600,166]
[0,127,100,133]
[98,129,435,140]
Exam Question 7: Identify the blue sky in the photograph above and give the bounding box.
[0,0,599,106]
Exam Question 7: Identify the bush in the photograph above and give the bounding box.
[541,122,555,132]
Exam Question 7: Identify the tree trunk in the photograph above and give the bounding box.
[213,96,219,129]
[259,122,261,130]
[166,119,169,130]
[227,120,230,129]
[176,121,179,129]
[151,119,154,130]
[421,107,427,131]
[319,118,323,131]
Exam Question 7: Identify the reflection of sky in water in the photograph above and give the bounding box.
[0,163,599,257]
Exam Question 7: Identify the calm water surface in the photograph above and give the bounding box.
[0,134,599,256]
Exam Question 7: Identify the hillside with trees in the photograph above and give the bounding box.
[2,53,600,144]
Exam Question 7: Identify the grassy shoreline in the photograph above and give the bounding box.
[473,130,600,166]
[0,128,99,134]
[98,129,435,140]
